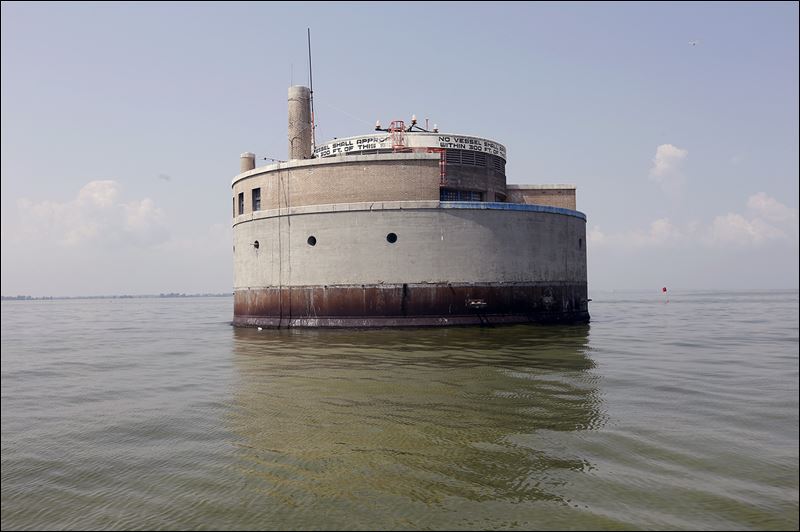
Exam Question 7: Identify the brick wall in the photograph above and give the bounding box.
[506,186,577,210]
[233,157,441,214]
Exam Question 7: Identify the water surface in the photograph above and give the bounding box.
[1,291,798,530]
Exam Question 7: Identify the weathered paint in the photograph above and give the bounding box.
[233,282,588,328]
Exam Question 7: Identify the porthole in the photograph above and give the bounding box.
[253,240,259,249]
[307,236,317,246]
[386,232,397,244]
[578,238,582,249]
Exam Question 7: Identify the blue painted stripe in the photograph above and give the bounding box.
[439,201,587,221]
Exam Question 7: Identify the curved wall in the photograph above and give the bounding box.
[232,202,588,327]
[233,154,441,213]
[442,164,507,201]
[313,132,507,160]
[231,152,511,215]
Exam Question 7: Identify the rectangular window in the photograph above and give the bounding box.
[440,188,459,201]
[238,192,244,215]
[233,197,236,218]
[465,190,483,201]
[440,188,484,202]
[252,188,261,211]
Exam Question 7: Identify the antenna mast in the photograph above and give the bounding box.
[307,28,316,154]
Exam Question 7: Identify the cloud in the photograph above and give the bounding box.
[649,144,688,194]
[78,179,119,207]
[707,213,786,245]
[589,218,689,248]
[706,193,798,246]
[639,218,684,245]
[14,180,169,248]
[746,192,797,224]
[650,144,688,178]
[587,226,606,246]
[589,193,797,250]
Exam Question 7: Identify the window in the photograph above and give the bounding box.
[386,232,397,243]
[307,236,317,246]
[465,190,483,201]
[440,188,483,202]
[252,188,261,211]
[238,192,244,215]
[232,197,236,218]
[440,188,458,201]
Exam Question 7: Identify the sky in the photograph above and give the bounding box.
[1,1,798,296]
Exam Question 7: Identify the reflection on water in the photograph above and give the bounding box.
[3,294,795,530]
[229,325,605,519]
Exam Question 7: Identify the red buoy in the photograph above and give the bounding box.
[662,287,667,293]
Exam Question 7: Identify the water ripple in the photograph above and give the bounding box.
[1,293,798,530]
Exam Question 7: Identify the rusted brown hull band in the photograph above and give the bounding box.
[233,283,589,328]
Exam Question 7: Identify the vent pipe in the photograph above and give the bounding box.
[240,152,255,173]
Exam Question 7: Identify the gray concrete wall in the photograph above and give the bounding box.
[232,202,587,289]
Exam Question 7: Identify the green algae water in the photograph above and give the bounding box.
[1,291,798,530]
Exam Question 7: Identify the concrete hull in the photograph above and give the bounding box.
[232,201,589,328]
[233,282,589,328]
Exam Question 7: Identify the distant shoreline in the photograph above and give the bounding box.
[1,293,233,301]
[3,289,797,302]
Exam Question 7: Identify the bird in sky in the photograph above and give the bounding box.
[689,40,699,46]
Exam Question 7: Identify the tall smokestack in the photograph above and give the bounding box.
[288,85,312,160]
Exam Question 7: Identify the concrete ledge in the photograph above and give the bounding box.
[233,200,587,226]
[439,201,586,220]
[232,152,442,186]
[507,184,576,190]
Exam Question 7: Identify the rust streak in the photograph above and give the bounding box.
[233,283,589,328]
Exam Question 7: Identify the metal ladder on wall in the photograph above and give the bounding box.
[390,121,447,185]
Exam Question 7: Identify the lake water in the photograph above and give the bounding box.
[1,291,798,530]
